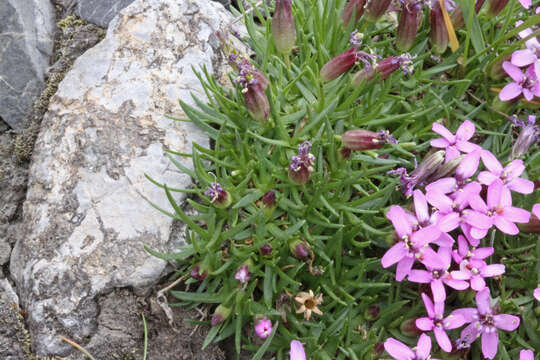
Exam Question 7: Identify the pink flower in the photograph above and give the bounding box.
[499,62,540,101]
[478,151,534,194]
[430,120,480,162]
[384,333,439,360]
[410,190,454,247]
[534,204,540,219]
[534,287,540,301]
[409,247,469,302]
[254,317,272,339]
[454,288,520,359]
[290,340,306,360]
[381,206,442,281]
[518,0,531,8]
[451,259,505,291]
[451,235,493,265]
[468,179,531,237]
[234,265,251,284]
[520,350,534,360]
[416,294,466,352]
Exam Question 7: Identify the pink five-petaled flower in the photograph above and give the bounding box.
[254,317,272,339]
[430,120,480,162]
[416,293,466,352]
[384,333,439,360]
[518,0,531,8]
[511,21,540,72]
[453,288,520,359]
[520,350,534,360]
[468,178,531,237]
[409,190,454,247]
[451,258,505,292]
[409,247,469,302]
[381,206,442,281]
[478,151,534,194]
[290,340,306,360]
[234,265,251,284]
[451,235,494,265]
[499,62,540,101]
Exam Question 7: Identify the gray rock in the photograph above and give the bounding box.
[0,279,28,360]
[67,0,232,28]
[10,0,235,357]
[0,0,55,129]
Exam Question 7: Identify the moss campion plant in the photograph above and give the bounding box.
[146,0,540,358]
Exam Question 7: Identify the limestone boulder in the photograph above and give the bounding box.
[0,0,55,129]
[10,0,235,356]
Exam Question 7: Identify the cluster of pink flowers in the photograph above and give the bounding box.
[500,3,540,102]
[382,120,538,359]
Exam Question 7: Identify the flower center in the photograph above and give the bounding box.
[305,299,316,309]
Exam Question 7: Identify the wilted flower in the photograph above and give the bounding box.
[254,317,273,339]
[389,150,445,197]
[289,141,316,185]
[290,340,306,360]
[396,0,423,51]
[341,0,367,25]
[234,265,251,284]
[365,0,392,21]
[272,0,296,55]
[384,333,438,360]
[511,115,539,158]
[454,288,520,359]
[205,182,232,208]
[295,290,323,320]
[352,54,415,84]
[290,240,310,259]
[341,129,397,150]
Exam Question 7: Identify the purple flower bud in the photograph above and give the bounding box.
[211,305,231,327]
[205,182,232,208]
[486,0,509,16]
[512,115,538,159]
[341,129,396,150]
[260,243,273,256]
[341,0,367,25]
[339,147,352,159]
[352,54,414,85]
[320,48,358,82]
[262,190,276,207]
[254,317,273,339]
[364,305,380,320]
[389,150,445,197]
[245,82,270,122]
[290,240,309,259]
[272,0,296,55]
[288,141,315,185]
[190,265,208,281]
[396,0,422,51]
[365,0,392,21]
[234,265,251,284]
[400,318,423,336]
[430,1,449,54]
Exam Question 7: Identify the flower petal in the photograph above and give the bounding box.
[384,338,415,360]
[396,256,414,281]
[480,150,503,174]
[430,138,450,148]
[533,204,540,219]
[476,288,492,315]
[478,171,499,186]
[456,150,480,180]
[431,279,446,302]
[421,293,435,318]
[432,123,456,142]
[503,61,525,82]
[290,340,306,360]
[519,0,531,9]
[426,190,454,213]
[481,331,499,359]
[512,49,536,67]
[493,314,520,331]
[409,270,432,283]
[425,178,456,194]
[480,264,505,277]
[487,179,504,209]
[471,275,486,291]
[437,212,460,232]
[434,326,452,353]
[412,226,442,247]
[507,178,534,194]
[451,308,477,323]
[387,206,412,238]
[444,278,469,290]
[456,120,476,141]
[420,246,444,269]
[520,350,534,360]
[534,287,540,301]
[443,313,466,330]
[416,334,432,359]
[473,247,494,259]
[462,210,492,229]
[416,317,434,331]
[499,82,523,101]
[503,206,531,223]
[381,242,408,268]
[493,216,519,235]
[413,190,430,224]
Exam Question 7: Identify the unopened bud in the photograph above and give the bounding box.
[427,154,463,182]
[400,318,423,336]
[272,0,296,55]
[320,48,358,82]
[260,243,273,256]
[211,305,231,327]
[190,265,208,281]
[342,129,397,150]
[396,0,422,51]
[245,83,270,122]
[365,0,392,21]
[364,305,380,320]
[341,0,367,25]
[486,0,509,16]
[339,146,352,160]
[262,190,276,207]
[290,240,309,259]
[511,115,538,159]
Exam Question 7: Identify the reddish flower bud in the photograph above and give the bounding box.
[373,342,385,356]
[339,147,352,160]
[261,190,276,207]
[190,265,208,281]
[260,243,273,256]
[205,182,232,208]
[400,318,423,336]
[486,0,509,16]
[211,305,231,327]
[352,54,414,85]
[290,240,309,259]
[520,212,540,233]
[288,141,315,185]
[364,305,380,320]
[320,48,358,82]
[430,1,449,54]
[342,129,395,150]
[341,0,366,26]
[396,0,422,51]
[451,0,485,29]
[365,0,392,21]
[272,0,296,55]
[245,83,270,122]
